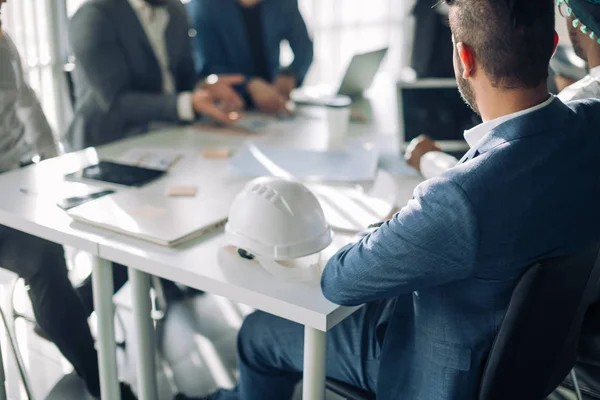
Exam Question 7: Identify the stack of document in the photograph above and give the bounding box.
[309,170,399,233]
[229,142,379,182]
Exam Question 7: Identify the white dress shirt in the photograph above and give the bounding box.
[0,32,56,173]
[128,0,195,121]
[558,65,600,103]
[419,95,555,179]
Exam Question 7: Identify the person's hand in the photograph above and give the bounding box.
[247,78,290,115]
[404,135,441,172]
[193,75,246,124]
[273,74,297,100]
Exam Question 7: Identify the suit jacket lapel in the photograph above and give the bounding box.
[114,0,161,70]
[165,2,180,77]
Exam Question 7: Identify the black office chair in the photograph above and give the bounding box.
[325,242,600,400]
[64,59,77,110]
[325,379,375,400]
[559,302,600,399]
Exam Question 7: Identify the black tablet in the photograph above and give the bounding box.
[65,161,166,187]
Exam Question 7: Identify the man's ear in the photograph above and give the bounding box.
[456,42,476,79]
[552,31,560,56]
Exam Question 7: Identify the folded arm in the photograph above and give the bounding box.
[321,177,478,306]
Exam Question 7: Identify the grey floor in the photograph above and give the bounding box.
[0,249,344,400]
[0,251,591,400]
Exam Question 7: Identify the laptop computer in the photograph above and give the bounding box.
[397,79,481,159]
[291,47,389,105]
[67,183,245,247]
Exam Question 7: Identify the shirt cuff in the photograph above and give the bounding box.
[420,151,459,180]
[177,92,195,122]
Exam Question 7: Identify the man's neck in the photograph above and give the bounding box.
[587,49,600,70]
[476,84,549,122]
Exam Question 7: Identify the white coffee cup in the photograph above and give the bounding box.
[325,96,352,150]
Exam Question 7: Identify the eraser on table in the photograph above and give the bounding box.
[202,148,231,159]
[167,186,198,197]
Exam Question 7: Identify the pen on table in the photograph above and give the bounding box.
[20,188,39,196]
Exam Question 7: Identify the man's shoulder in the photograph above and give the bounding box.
[69,0,125,40]
[71,0,117,21]
[562,97,600,131]
[558,76,600,103]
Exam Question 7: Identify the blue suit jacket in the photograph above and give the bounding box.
[185,0,313,86]
[322,98,600,399]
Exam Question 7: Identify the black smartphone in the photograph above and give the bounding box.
[56,190,115,211]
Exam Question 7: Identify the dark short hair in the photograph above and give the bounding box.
[446,0,555,89]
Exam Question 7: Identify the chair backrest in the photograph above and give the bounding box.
[64,61,77,110]
[479,242,600,400]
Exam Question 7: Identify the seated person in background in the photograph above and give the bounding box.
[410,0,455,78]
[67,0,245,151]
[407,0,600,178]
[189,1,600,399]
[556,0,600,100]
[0,13,135,399]
[185,0,313,114]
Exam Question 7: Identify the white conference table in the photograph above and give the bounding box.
[0,92,422,400]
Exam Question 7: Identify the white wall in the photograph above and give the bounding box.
[556,9,570,45]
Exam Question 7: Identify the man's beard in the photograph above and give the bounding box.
[456,62,479,115]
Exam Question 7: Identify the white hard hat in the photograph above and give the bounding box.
[225,177,333,281]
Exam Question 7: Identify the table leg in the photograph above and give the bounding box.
[92,257,120,400]
[129,268,158,400]
[0,331,7,400]
[302,326,327,400]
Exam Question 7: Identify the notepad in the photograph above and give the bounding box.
[67,183,245,247]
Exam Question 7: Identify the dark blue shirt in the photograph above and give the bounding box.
[238,3,270,82]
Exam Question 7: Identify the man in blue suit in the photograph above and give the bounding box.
[191,0,600,399]
[186,0,313,114]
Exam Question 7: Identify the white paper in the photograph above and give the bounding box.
[119,148,183,171]
[308,170,399,233]
[229,142,379,182]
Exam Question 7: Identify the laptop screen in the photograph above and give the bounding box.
[398,80,481,151]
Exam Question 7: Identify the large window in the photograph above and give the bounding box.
[298,0,414,85]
